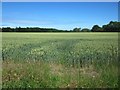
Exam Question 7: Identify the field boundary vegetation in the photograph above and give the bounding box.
[1,21,120,32]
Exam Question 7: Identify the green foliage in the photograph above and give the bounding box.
[91,25,103,32]
[73,28,81,32]
[102,21,120,32]
[81,28,90,32]
[2,21,120,32]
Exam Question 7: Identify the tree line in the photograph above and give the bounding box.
[1,21,120,32]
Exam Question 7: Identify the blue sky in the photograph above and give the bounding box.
[2,2,118,30]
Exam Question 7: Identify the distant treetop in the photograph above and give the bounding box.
[1,21,120,32]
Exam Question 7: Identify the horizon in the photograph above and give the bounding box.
[2,2,118,30]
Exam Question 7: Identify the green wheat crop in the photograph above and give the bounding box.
[2,32,118,88]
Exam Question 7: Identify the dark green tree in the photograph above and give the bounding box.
[102,21,120,32]
[73,28,81,32]
[91,25,103,32]
[81,28,90,32]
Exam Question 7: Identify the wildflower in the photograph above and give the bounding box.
[67,84,70,87]
[32,75,34,78]
[18,77,20,80]
[14,73,17,76]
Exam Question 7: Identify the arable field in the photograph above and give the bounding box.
[2,32,118,88]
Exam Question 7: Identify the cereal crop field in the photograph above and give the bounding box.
[2,32,118,88]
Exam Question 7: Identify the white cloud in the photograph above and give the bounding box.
[2,19,54,28]
[3,19,52,25]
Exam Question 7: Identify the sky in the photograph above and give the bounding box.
[2,0,120,2]
[2,2,118,30]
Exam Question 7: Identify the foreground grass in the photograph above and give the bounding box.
[2,60,118,88]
